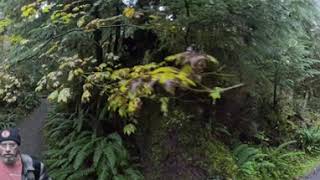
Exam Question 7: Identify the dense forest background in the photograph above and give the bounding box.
[1,0,320,179]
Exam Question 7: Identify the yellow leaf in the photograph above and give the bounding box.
[128,97,141,113]
[21,4,37,18]
[180,65,192,75]
[111,68,130,80]
[120,84,128,93]
[74,68,84,76]
[156,73,176,84]
[128,99,138,113]
[177,73,196,86]
[123,7,135,18]
[165,53,184,62]
[150,67,178,75]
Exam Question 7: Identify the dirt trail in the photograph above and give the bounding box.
[304,167,320,180]
[17,99,49,158]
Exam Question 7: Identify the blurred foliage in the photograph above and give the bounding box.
[0,0,319,179]
[45,111,142,180]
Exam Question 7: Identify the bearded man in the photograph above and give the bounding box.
[0,128,50,180]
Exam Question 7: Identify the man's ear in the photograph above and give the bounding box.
[16,148,20,155]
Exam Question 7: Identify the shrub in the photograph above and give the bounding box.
[297,127,320,155]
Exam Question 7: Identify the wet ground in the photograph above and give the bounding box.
[17,99,49,158]
[304,167,320,180]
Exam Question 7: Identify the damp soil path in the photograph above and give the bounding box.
[304,167,320,180]
[17,99,50,158]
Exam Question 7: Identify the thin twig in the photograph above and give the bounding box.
[185,83,245,93]
[220,83,245,92]
[200,72,236,77]
[99,24,144,29]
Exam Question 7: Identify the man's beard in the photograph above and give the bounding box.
[1,154,18,165]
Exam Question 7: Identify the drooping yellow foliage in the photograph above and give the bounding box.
[123,7,135,18]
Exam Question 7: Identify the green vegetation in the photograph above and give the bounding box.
[0,0,320,179]
[233,142,304,179]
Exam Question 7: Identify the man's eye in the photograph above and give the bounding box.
[0,144,15,147]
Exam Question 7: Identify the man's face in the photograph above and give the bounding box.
[0,140,19,165]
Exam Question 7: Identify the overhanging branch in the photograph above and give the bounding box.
[11,28,83,66]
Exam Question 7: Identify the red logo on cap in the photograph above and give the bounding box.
[1,130,10,138]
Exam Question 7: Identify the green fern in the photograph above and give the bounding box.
[93,140,105,168]
[66,167,95,180]
[297,127,320,154]
[73,139,96,170]
[45,113,143,180]
[97,168,110,180]
[234,142,304,179]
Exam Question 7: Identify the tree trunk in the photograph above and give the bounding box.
[273,67,279,110]
[302,91,309,111]
[91,3,103,64]
[113,5,121,54]
[90,3,104,134]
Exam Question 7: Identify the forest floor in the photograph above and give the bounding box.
[305,169,320,180]
[13,99,320,179]
[303,165,320,180]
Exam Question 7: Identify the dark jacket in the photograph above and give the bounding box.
[21,154,50,180]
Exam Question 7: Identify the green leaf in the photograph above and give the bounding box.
[77,15,88,27]
[73,140,95,170]
[107,133,123,145]
[48,90,59,102]
[98,168,110,180]
[81,90,91,103]
[68,71,74,81]
[104,145,117,174]
[206,55,219,64]
[123,123,136,135]
[210,87,222,100]
[160,97,169,115]
[165,53,184,62]
[93,141,105,168]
